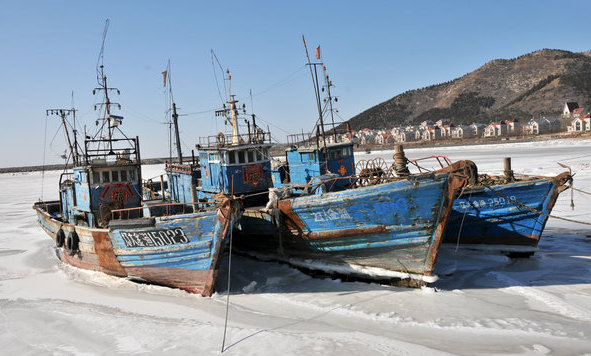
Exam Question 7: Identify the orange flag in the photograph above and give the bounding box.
[162,71,167,87]
[315,46,321,59]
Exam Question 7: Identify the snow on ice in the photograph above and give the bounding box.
[1,139,590,354]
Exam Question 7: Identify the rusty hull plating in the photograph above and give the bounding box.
[237,163,471,285]
[444,171,572,253]
[33,197,240,296]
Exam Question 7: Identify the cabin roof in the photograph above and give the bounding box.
[197,143,273,153]
[288,141,353,153]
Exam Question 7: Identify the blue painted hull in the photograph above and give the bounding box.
[237,172,456,283]
[444,174,569,252]
[33,200,239,295]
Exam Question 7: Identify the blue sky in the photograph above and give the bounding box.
[1,0,590,167]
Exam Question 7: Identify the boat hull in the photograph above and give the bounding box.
[444,172,571,252]
[33,201,238,296]
[237,172,465,284]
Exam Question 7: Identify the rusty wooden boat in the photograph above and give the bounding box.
[33,54,240,296]
[232,47,472,285]
[411,156,572,256]
[237,162,470,285]
[443,170,572,256]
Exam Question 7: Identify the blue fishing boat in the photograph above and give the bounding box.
[234,42,471,285]
[409,156,572,256]
[443,171,571,256]
[161,69,273,211]
[33,27,239,296]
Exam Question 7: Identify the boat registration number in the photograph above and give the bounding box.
[457,196,517,210]
[120,228,189,247]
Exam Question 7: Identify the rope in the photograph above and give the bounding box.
[455,187,471,252]
[482,182,591,226]
[221,176,234,353]
[572,187,591,196]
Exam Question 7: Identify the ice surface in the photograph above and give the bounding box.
[1,140,591,354]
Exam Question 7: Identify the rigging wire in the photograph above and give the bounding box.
[211,50,227,105]
[252,65,307,97]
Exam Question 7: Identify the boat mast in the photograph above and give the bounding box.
[93,19,121,154]
[302,36,328,166]
[227,72,241,145]
[45,108,80,166]
[172,102,183,163]
[164,60,183,164]
[323,66,338,142]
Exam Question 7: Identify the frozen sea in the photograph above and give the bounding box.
[1,139,590,355]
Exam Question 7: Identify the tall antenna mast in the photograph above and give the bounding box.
[323,66,338,142]
[46,109,80,166]
[163,60,183,164]
[302,36,328,164]
[227,71,241,145]
[93,19,121,152]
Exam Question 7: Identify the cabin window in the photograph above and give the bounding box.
[238,150,245,164]
[102,171,110,183]
[112,170,119,182]
[120,170,127,181]
[209,153,219,161]
[93,172,100,184]
[247,150,254,163]
[256,150,262,161]
[228,151,236,164]
[129,170,136,182]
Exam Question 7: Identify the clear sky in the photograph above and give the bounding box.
[1,0,590,167]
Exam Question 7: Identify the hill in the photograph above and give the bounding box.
[347,49,591,129]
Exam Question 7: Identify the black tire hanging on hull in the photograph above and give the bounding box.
[55,229,65,248]
[65,231,79,256]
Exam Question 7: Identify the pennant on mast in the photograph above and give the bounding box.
[162,70,168,87]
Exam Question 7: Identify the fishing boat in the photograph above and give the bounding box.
[409,156,572,256]
[33,25,239,296]
[234,40,471,286]
[444,165,572,256]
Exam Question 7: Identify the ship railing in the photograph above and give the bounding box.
[198,130,271,148]
[408,156,452,173]
[110,201,214,220]
[165,162,200,173]
[287,123,352,147]
[84,137,140,165]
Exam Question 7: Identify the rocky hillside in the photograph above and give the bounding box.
[347,49,591,129]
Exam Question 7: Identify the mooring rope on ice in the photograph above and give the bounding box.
[221,177,235,353]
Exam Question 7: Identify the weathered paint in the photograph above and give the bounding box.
[237,171,466,280]
[276,142,355,191]
[444,172,571,251]
[33,199,240,296]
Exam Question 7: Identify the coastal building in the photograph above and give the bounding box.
[567,114,591,132]
[505,119,521,136]
[470,123,487,137]
[484,121,508,137]
[562,102,580,117]
[394,130,418,142]
[452,125,476,139]
[523,118,561,135]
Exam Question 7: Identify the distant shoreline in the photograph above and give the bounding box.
[2,131,588,174]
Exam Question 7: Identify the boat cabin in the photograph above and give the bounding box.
[272,131,355,193]
[59,137,142,228]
